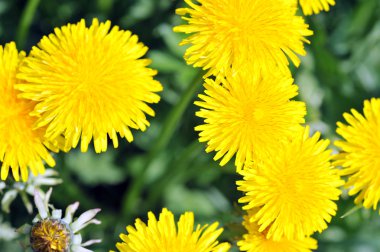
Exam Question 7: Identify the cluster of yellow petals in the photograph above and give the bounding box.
[0,42,57,181]
[335,98,380,211]
[195,70,306,170]
[174,0,313,77]
[237,127,343,240]
[238,210,317,252]
[175,0,341,249]
[17,18,162,154]
[299,0,336,15]
[114,208,230,252]
[0,18,162,181]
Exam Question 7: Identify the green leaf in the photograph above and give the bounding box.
[65,150,126,185]
[149,50,185,73]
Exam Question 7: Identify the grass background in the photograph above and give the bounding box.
[0,0,380,251]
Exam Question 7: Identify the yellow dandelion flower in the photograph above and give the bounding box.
[113,208,230,252]
[237,126,343,240]
[17,18,163,153]
[195,70,306,170]
[284,0,298,7]
[299,0,335,15]
[238,210,317,252]
[335,98,380,211]
[0,42,56,182]
[174,0,313,77]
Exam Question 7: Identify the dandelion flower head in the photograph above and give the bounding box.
[195,70,306,170]
[0,42,57,182]
[238,210,317,252]
[335,98,380,211]
[237,126,343,240]
[114,208,230,252]
[17,18,163,153]
[27,189,101,252]
[174,0,313,77]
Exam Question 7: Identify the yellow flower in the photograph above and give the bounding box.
[0,42,56,182]
[195,70,306,170]
[237,126,343,240]
[238,210,317,252]
[17,18,163,153]
[299,0,335,15]
[114,208,230,252]
[174,0,313,77]
[335,98,380,211]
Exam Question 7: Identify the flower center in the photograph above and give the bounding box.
[30,219,71,252]
[252,108,265,121]
[242,104,266,124]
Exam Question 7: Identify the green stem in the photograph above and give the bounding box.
[144,140,203,209]
[340,204,362,219]
[121,70,203,222]
[150,72,203,155]
[16,0,40,49]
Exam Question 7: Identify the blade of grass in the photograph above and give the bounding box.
[16,0,40,49]
[121,70,203,222]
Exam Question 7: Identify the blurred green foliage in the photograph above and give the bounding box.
[0,0,379,251]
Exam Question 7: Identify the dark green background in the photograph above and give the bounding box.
[0,0,379,251]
